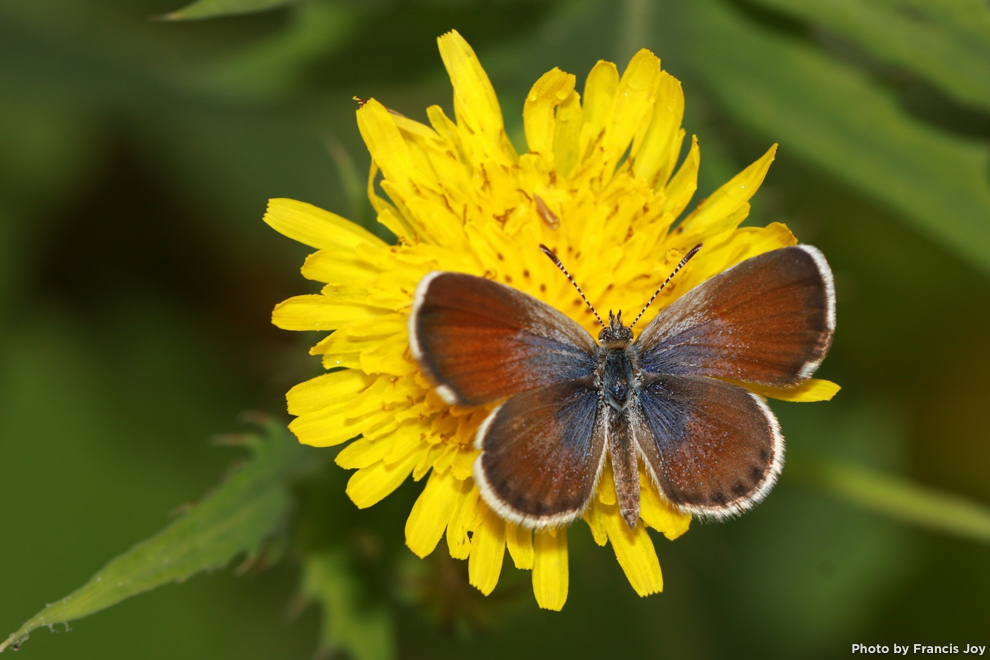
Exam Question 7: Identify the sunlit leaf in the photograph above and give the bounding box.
[675,0,990,277]
[0,422,316,653]
[161,0,299,20]
[744,0,990,109]
[302,550,395,660]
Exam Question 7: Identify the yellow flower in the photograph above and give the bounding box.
[265,30,838,610]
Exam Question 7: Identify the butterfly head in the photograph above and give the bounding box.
[599,310,634,346]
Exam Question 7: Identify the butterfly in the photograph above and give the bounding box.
[408,244,835,529]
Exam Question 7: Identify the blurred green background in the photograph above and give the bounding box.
[2,0,989,658]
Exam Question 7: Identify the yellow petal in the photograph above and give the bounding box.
[604,511,663,596]
[390,110,446,146]
[740,378,841,402]
[449,446,477,480]
[289,378,390,447]
[334,436,389,470]
[468,506,506,595]
[314,328,383,360]
[366,161,414,240]
[360,333,417,376]
[505,522,534,570]
[533,529,569,611]
[437,30,514,164]
[602,49,662,171]
[272,295,383,331]
[289,411,363,447]
[286,370,374,416]
[429,443,459,473]
[581,60,619,144]
[662,135,699,217]
[426,105,465,161]
[361,415,403,442]
[301,249,380,284]
[679,144,777,234]
[357,99,423,198]
[358,113,468,251]
[405,470,464,558]
[524,67,577,158]
[633,70,685,188]
[334,313,407,338]
[552,89,583,178]
[379,180,461,248]
[743,221,797,256]
[346,442,424,508]
[264,198,384,250]
[597,459,617,506]
[639,473,692,540]
[383,420,431,463]
[582,498,609,546]
[412,443,445,481]
[446,482,481,560]
[320,351,360,371]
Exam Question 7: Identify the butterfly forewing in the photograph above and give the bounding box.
[410,244,835,527]
[475,380,606,528]
[632,374,782,519]
[410,272,597,405]
[636,245,835,387]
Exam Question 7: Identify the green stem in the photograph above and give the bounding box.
[790,456,990,545]
[618,0,651,64]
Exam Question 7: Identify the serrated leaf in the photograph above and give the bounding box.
[0,422,315,653]
[791,456,990,545]
[302,550,395,660]
[744,0,990,109]
[161,0,299,21]
[677,0,990,278]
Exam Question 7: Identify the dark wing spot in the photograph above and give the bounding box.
[750,465,765,483]
[731,481,749,496]
[710,491,727,505]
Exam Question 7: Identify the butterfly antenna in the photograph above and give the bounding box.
[630,243,703,329]
[539,244,605,328]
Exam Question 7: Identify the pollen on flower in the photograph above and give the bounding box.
[266,29,839,610]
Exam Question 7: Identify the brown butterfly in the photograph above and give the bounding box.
[409,245,835,529]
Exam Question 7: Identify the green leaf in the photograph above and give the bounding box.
[743,0,990,109]
[188,1,356,100]
[0,421,315,653]
[791,456,990,544]
[160,0,300,21]
[674,0,990,278]
[302,550,395,660]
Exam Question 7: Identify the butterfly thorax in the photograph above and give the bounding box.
[596,311,641,411]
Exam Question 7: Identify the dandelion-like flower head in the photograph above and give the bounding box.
[266,30,837,610]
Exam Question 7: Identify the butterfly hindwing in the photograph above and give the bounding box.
[636,245,835,387]
[632,373,782,519]
[413,245,835,527]
[475,380,606,528]
[410,272,597,405]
